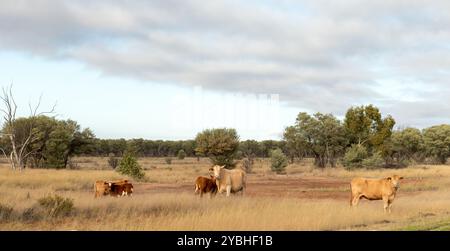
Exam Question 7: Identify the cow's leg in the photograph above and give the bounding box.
[387,199,393,213]
[351,193,360,207]
[383,196,389,213]
[226,185,231,197]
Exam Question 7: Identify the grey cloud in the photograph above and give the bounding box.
[1,0,450,128]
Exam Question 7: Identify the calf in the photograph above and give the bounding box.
[195,175,218,198]
[106,180,134,197]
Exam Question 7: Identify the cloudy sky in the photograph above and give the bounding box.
[1,0,449,140]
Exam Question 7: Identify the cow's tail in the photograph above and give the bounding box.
[242,171,247,189]
[349,183,353,207]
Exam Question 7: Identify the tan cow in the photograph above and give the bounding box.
[350,175,404,213]
[94,180,111,198]
[209,165,246,197]
[194,175,218,198]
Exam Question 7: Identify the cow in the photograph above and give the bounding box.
[209,165,246,197]
[109,180,134,197]
[350,175,404,213]
[94,180,111,198]
[194,175,218,198]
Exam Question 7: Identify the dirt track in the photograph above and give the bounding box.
[134,175,423,200]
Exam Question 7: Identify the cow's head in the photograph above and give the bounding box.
[210,165,225,179]
[387,175,404,189]
[103,182,112,195]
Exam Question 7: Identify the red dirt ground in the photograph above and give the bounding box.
[134,175,423,200]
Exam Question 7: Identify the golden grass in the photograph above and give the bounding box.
[0,157,449,230]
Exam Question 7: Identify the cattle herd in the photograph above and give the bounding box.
[94,165,404,213]
[94,179,134,198]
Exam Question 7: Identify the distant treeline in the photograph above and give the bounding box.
[1,105,449,170]
[86,138,286,158]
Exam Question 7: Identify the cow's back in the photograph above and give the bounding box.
[351,178,390,199]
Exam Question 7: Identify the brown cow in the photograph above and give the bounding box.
[94,180,111,198]
[350,175,404,213]
[109,180,134,197]
[194,175,218,198]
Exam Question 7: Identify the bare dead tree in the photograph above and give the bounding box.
[0,84,56,171]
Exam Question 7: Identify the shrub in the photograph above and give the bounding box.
[117,152,145,180]
[37,194,74,218]
[361,151,385,169]
[165,157,173,165]
[108,153,119,169]
[270,148,288,174]
[22,207,40,222]
[177,150,186,160]
[0,203,13,221]
[343,144,368,169]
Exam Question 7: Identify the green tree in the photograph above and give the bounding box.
[195,128,240,168]
[286,112,346,168]
[423,125,450,164]
[2,116,94,169]
[390,128,425,164]
[270,148,288,174]
[283,125,306,163]
[344,105,395,154]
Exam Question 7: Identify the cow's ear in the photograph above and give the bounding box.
[399,176,404,180]
[208,168,213,171]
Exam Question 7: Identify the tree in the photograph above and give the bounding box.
[423,125,450,164]
[0,85,55,170]
[344,105,395,154]
[283,126,306,163]
[195,128,240,168]
[286,112,346,168]
[270,148,288,174]
[390,128,425,164]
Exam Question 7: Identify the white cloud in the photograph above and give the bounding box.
[0,0,449,129]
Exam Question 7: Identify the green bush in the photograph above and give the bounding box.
[117,152,145,180]
[343,144,368,169]
[177,150,186,160]
[0,203,13,221]
[37,194,74,218]
[165,157,173,165]
[361,151,385,169]
[270,148,288,174]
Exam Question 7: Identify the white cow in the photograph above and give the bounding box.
[209,165,246,197]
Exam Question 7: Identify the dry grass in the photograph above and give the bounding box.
[0,157,449,230]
